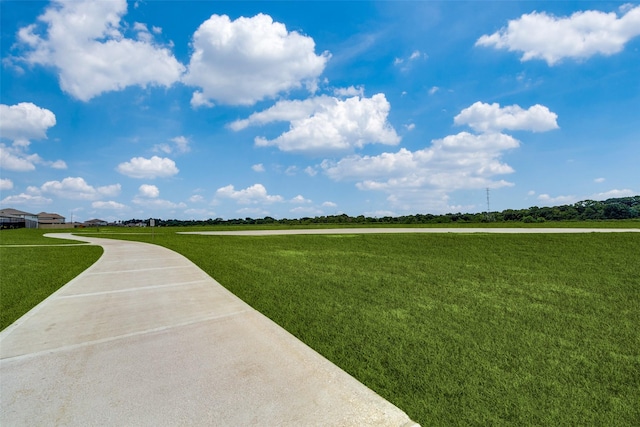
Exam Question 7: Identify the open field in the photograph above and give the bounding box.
[0,229,103,330]
[2,225,639,425]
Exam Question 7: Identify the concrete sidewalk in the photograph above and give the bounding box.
[1,233,419,426]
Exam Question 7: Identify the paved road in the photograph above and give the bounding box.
[180,227,640,236]
[1,233,418,426]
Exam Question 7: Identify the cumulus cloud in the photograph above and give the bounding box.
[39,177,121,200]
[116,156,179,179]
[476,5,640,65]
[252,163,265,172]
[15,0,184,101]
[321,100,561,212]
[0,144,66,172]
[183,13,330,106]
[215,183,283,204]
[233,94,400,155]
[0,103,56,141]
[0,103,66,172]
[323,132,519,190]
[0,192,52,206]
[138,184,160,198]
[454,102,559,133]
[1,145,37,171]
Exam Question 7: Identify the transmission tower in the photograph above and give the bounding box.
[485,188,493,222]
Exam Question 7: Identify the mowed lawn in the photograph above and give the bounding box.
[0,229,103,330]
[139,231,639,426]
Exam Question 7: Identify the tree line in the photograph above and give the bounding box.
[120,195,639,227]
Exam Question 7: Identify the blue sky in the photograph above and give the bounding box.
[1,1,638,222]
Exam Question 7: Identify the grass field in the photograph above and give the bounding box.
[0,229,103,330]
[83,228,639,426]
[2,226,639,425]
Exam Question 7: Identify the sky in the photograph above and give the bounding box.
[1,1,639,222]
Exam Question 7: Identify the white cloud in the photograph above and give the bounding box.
[92,200,127,210]
[132,197,186,209]
[594,177,606,183]
[333,85,364,97]
[251,164,265,173]
[183,13,330,106]
[190,91,214,109]
[171,136,190,153]
[454,102,559,133]
[238,94,400,155]
[229,96,331,131]
[188,194,204,203]
[394,50,427,71]
[304,166,317,176]
[429,86,439,95]
[138,184,160,198]
[536,189,636,206]
[0,193,52,206]
[0,143,66,172]
[0,144,37,171]
[117,156,179,179]
[16,0,184,101]
[0,178,13,191]
[0,103,56,141]
[590,189,636,199]
[215,183,283,204]
[40,177,121,200]
[0,103,65,172]
[153,136,190,155]
[290,195,311,204]
[324,132,518,187]
[319,99,562,212]
[50,160,67,169]
[537,193,578,205]
[322,201,337,208]
[476,6,640,65]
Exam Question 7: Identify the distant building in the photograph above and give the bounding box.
[84,218,108,227]
[38,212,66,225]
[0,208,39,229]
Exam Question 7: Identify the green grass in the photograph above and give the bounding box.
[91,230,639,426]
[0,228,86,245]
[0,229,103,330]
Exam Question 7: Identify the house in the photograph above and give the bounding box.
[38,212,66,225]
[0,208,39,229]
[84,218,108,227]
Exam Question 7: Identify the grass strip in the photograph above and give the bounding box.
[0,230,102,330]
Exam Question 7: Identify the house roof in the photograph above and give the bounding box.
[84,218,107,224]
[38,212,65,219]
[0,208,37,217]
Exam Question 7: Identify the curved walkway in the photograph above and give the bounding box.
[1,233,418,426]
